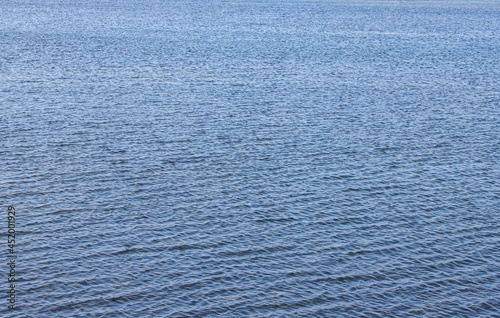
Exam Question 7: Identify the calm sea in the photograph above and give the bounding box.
[1,0,499,317]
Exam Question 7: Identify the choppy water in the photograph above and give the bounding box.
[1,0,500,317]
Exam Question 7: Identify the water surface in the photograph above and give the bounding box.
[1,0,499,317]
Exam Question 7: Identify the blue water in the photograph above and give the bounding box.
[1,0,500,317]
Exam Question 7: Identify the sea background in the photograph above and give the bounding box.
[1,0,499,317]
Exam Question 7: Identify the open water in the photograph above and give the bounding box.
[1,0,500,317]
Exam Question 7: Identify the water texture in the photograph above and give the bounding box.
[1,0,499,317]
